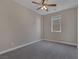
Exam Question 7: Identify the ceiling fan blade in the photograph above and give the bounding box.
[46,4,56,6]
[42,0,45,4]
[32,1,40,5]
[44,0,48,3]
[36,7,42,10]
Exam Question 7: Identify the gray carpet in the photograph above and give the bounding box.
[0,40,77,59]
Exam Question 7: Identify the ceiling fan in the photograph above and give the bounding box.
[32,0,56,11]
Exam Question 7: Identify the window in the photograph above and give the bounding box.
[51,16,61,32]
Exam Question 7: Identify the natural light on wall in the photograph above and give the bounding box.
[51,16,61,32]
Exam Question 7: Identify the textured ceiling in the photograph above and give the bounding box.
[14,0,78,15]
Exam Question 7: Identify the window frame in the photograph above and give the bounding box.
[51,16,61,32]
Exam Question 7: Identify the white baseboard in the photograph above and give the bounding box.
[0,40,41,55]
[43,39,77,47]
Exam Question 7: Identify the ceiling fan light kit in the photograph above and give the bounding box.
[32,0,56,12]
[41,6,47,10]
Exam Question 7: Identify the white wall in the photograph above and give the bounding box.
[0,0,41,52]
[42,7,77,44]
